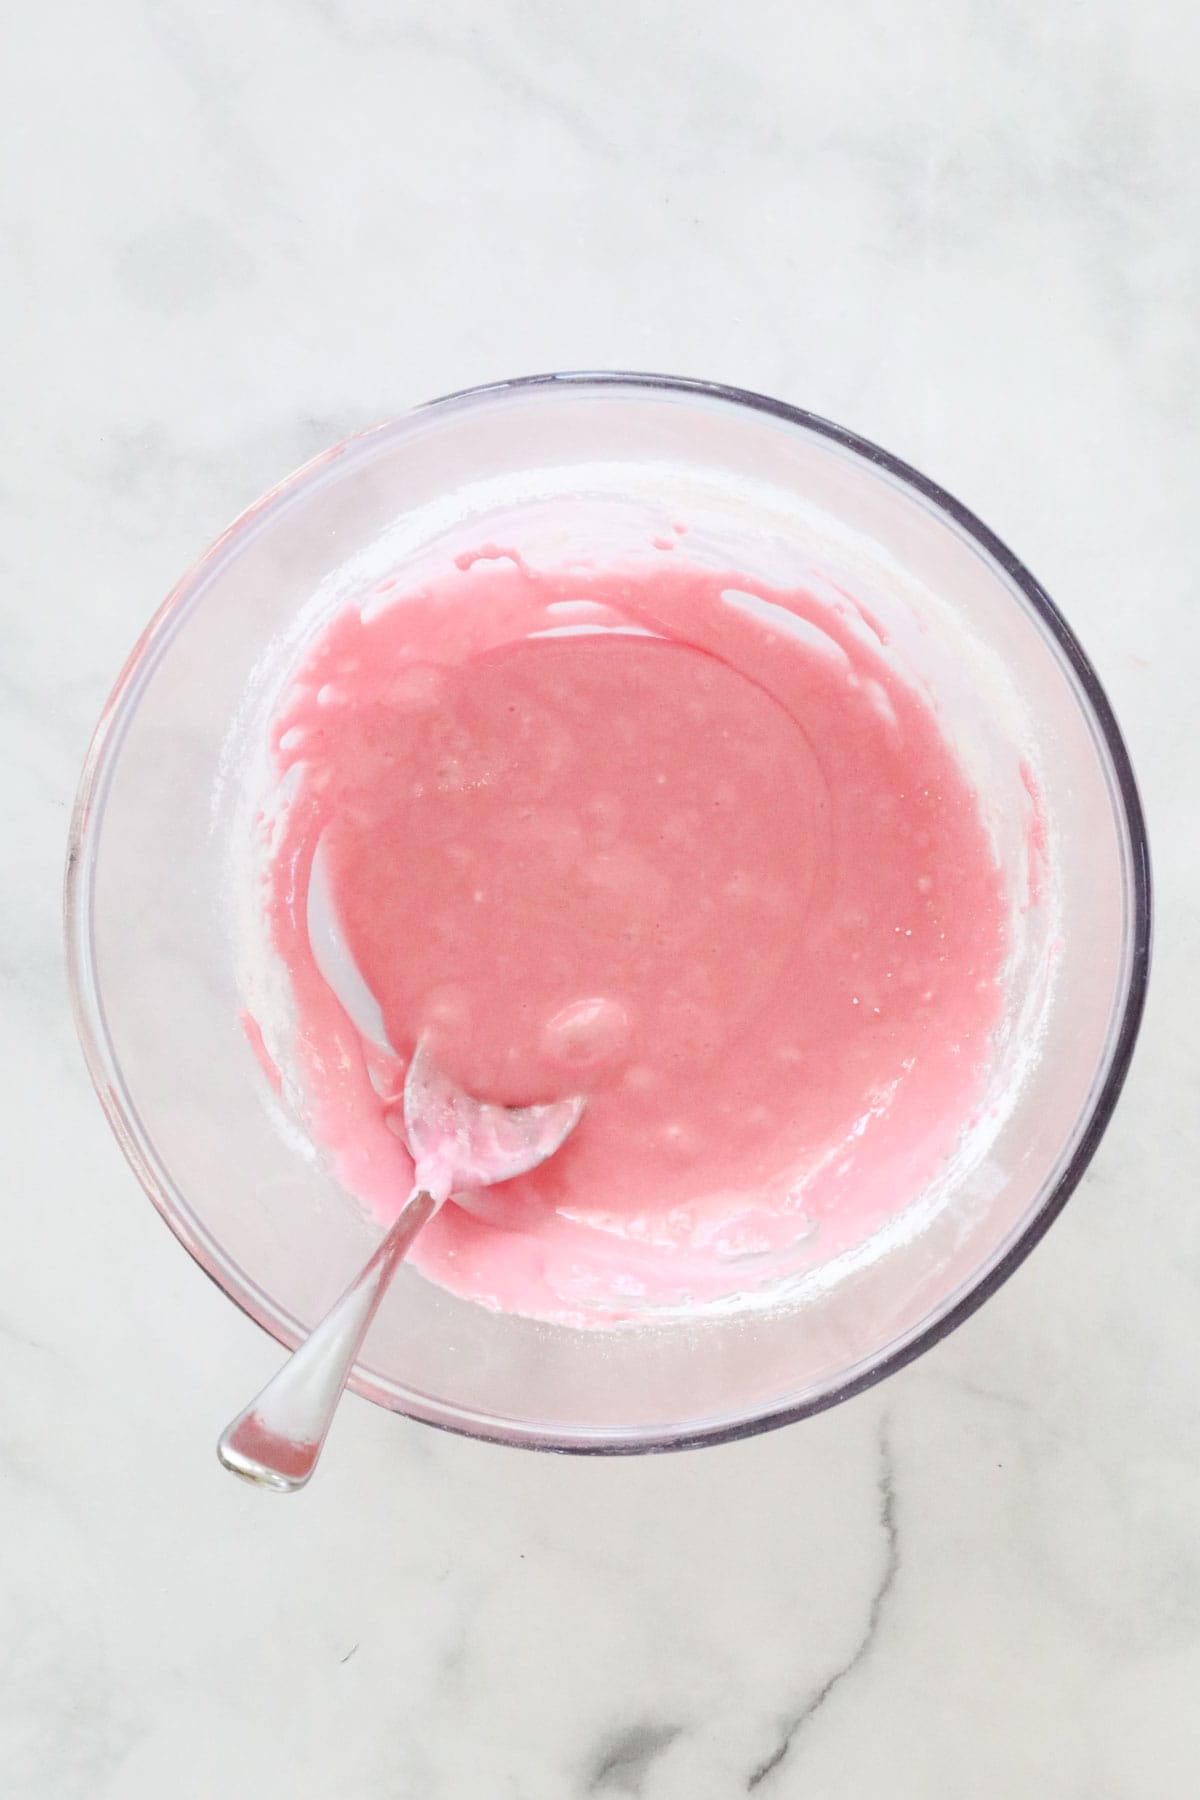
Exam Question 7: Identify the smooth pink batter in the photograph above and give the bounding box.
[262,549,1006,1320]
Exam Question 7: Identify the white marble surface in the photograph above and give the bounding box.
[3,1,1198,1794]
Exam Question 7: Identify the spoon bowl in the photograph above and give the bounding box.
[404,1039,586,1198]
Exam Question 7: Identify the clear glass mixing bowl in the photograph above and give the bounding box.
[65,373,1150,1452]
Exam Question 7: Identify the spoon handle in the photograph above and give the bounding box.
[217,1184,438,1491]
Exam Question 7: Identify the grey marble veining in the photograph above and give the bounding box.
[3,1,1198,1794]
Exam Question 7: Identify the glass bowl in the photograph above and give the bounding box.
[65,373,1150,1453]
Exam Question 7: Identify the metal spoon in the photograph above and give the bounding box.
[217,1040,585,1491]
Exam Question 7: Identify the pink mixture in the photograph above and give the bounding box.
[261,548,1006,1320]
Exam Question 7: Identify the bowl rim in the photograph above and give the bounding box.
[64,369,1152,1454]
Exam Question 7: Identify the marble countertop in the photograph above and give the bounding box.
[4,2,1197,1794]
